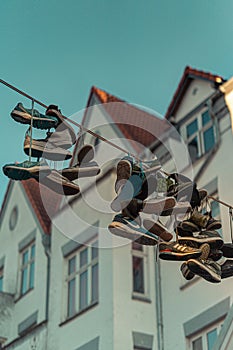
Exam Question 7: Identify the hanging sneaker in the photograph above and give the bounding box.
[45,105,76,145]
[37,169,80,196]
[24,133,72,161]
[176,223,194,237]
[60,145,100,181]
[159,241,202,261]
[143,219,173,241]
[3,159,50,180]
[178,230,224,249]
[221,260,233,279]
[209,249,223,261]
[143,197,176,215]
[180,243,210,280]
[160,201,192,216]
[221,243,233,258]
[108,214,158,245]
[11,103,58,129]
[187,258,221,283]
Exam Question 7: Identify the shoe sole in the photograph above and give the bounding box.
[143,197,176,215]
[187,259,221,283]
[115,160,132,193]
[160,202,191,216]
[143,219,173,241]
[39,171,80,196]
[61,166,100,181]
[180,263,195,280]
[11,110,56,130]
[159,249,201,261]
[206,221,222,230]
[178,236,223,249]
[3,164,50,180]
[108,223,158,245]
[24,140,72,161]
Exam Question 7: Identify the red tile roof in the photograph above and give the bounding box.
[21,179,61,235]
[165,66,224,119]
[83,86,170,153]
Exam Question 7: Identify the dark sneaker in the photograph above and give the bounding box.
[221,243,233,258]
[38,169,80,196]
[121,198,143,220]
[178,230,224,249]
[114,158,132,193]
[143,219,173,241]
[11,103,58,129]
[160,201,191,216]
[45,105,76,144]
[108,214,158,245]
[176,223,194,237]
[24,134,72,161]
[181,220,200,232]
[180,243,210,280]
[180,263,195,280]
[159,241,202,261]
[206,217,222,230]
[221,260,233,279]
[187,258,221,283]
[209,249,223,261]
[198,189,208,202]
[3,160,50,180]
[60,145,100,181]
[143,197,176,215]
[188,210,209,228]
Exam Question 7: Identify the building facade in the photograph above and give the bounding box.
[0,66,232,349]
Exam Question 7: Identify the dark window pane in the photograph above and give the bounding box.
[29,261,35,289]
[91,263,98,302]
[0,276,3,292]
[202,111,211,126]
[203,127,215,152]
[192,337,203,350]
[68,278,76,317]
[207,328,217,350]
[68,256,76,275]
[133,256,144,293]
[92,241,98,260]
[188,136,199,161]
[80,249,88,268]
[79,271,88,310]
[21,267,28,295]
[31,244,35,259]
[132,241,143,251]
[23,250,29,265]
[187,119,198,137]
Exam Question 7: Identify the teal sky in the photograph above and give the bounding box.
[1,0,233,204]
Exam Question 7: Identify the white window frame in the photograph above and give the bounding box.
[185,109,216,161]
[64,237,99,320]
[188,321,223,350]
[131,242,150,299]
[19,241,36,296]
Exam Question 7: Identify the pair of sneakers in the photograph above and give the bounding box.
[178,209,221,233]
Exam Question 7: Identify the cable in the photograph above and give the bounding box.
[1,78,233,210]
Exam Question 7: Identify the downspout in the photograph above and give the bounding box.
[42,234,51,350]
[154,249,164,350]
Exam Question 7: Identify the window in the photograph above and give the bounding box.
[0,268,3,292]
[65,239,98,318]
[132,242,149,298]
[19,242,35,296]
[186,110,216,162]
[189,323,222,350]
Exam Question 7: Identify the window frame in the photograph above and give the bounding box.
[185,109,216,162]
[131,242,150,300]
[19,240,36,297]
[64,237,99,320]
[188,321,223,350]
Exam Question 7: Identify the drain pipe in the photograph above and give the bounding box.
[155,249,164,350]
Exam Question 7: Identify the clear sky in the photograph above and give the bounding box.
[1,0,233,205]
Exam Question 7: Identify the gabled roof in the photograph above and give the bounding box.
[165,66,224,119]
[77,86,170,155]
[21,179,61,235]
